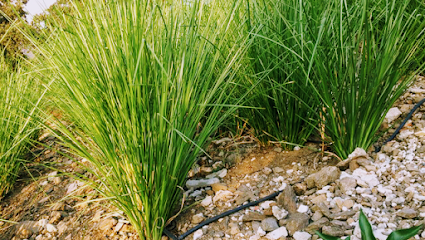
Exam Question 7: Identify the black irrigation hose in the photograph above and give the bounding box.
[163,98,425,240]
[375,97,425,153]
[163,190,284,240]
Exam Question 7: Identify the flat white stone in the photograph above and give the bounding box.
[46,224,58,233]
[272,206,288,220]
[297,204,309,213]
[213,190,233,202]
[193,229,203,240]
[260,201,276,210]
[265,227,288,240]
[385,107,402,123]
[293,231,312,240]
[186,178,219,189]
[201,196,212,206]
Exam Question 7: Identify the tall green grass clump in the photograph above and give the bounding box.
[308,0,425,158]
[0,55,42,198]
[245,0,425,157]
[36,0,251,239]
[240,0,322,148]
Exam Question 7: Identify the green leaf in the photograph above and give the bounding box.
[386,224,423,240]
[359,209,376,240]
[315,231,343,240]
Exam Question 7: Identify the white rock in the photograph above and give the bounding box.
[249,235,261,240]
[46,224,58,232]
[66,181,84,194]
[260,201,275,210]
[193,229,203,240]
[265,227,288,240]
[297,204,309,213]
[347,148,368,160]
[257,227,266,236]
[374,228,390,240]
[38,219,48,228]
[353,223,361,238]
[410,87,425,93]
[398,130,414,139]
[186,178,219,189]
[272,206,288,220]
[213,190,233,202]
[352,169,379,188]
[415,129,425,137]
[278,182,287,191]
[47,171,58,181]
[385,107,402,123]
[206,169,227,179]
[217,169,227,178]
[201,196,212,206]
[293,231,312,240]
[114,222,124,232]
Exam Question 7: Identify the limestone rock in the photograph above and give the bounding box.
[322,225,346,237]
[186,178,220,189]
[277,185,298,213]
[243,211,266,222]
[385,107,402,123]
[265,227,288,240]
[305,166,340,189]
[293,231,312,240]
[305,218,329,234]
[261,217,279,232]
[339,177,357,194]
[396,208,418,219]
[286,213,310,236]
[98,218,117,231]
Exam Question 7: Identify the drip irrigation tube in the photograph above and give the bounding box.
[164,98,425,239]
[375,97,425,153]
[163,190,284,240]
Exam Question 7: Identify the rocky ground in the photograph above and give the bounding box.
[2,77,425,240]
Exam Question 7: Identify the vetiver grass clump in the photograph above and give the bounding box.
[0,55,42,198]
[244,0,425,157]
[240,0,324,149]
[307,0,425,158]
[35,0,251,239]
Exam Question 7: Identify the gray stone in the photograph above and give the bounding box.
[293,183,307,195]
[15,221,41,238]
[243,211,266,222]
[98,218,118,231]
[265,227,288,239]
[339,177,357,194]
[229,223,240,235]
[186,178,220,189]
[252,221,261,233]
[293,231,312,240]
[329,210,356,220]
[286,213,310,236]
[261,217,279,232]
[316,202,331,218]
[192,213,205,224]
[305,218,329,234]
[322,225,346,237]
[277,185,298,214]
[311,211,323,222]
[305,166,340,189]
[396,208,418,219]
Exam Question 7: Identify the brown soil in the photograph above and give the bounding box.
[0,132,336,240]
